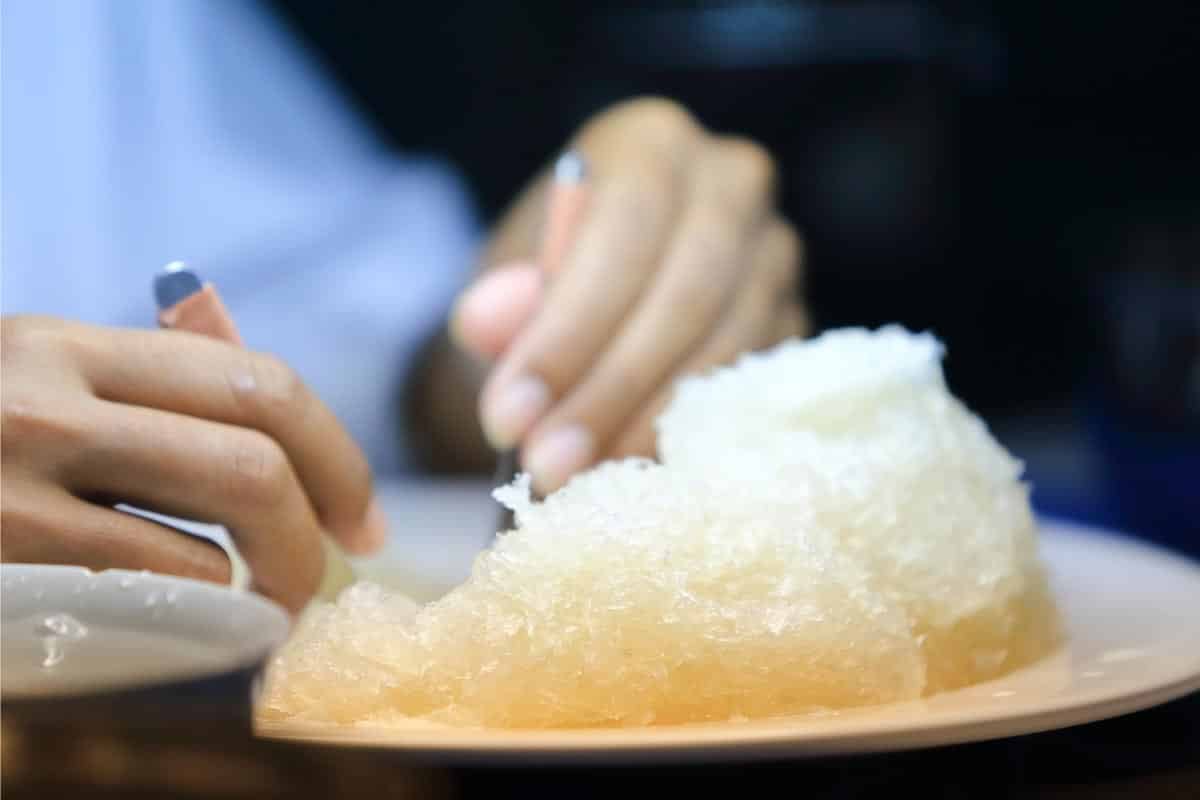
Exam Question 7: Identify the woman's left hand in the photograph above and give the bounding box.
[453,97,808,493]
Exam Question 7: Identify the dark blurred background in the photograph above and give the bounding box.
[267,0,1198,554]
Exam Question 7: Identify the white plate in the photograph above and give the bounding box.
[1,565,289,698]
[256,519,1200,763]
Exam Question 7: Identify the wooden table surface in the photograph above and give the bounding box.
[4,479,1198,798]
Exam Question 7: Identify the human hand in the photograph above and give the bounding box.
[1,316,385,612]
[453,98,808,494]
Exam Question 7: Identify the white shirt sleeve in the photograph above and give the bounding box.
[1,0,483,474]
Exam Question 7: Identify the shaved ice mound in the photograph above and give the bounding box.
[260,326,1060,728]
[658,326,1060,692]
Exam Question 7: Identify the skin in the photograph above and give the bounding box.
[413,98,808,490]
[2,97,808,611]
[0,317,383,613]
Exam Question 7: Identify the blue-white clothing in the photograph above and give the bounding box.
[2,0,482,473]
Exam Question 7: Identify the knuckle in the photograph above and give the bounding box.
[245,352,309,418]
[588,96,700,150]
[718,137,777,200]
[225,431,294,510]
[1,396,91,452]
[1,314,55,337]
[625,96,699,140]
[1,316,36,360]
[2,316,63,363]
[53,320,107,363]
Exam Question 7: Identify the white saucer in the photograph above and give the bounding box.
[1,565,289,698]
[256,519,1200,764]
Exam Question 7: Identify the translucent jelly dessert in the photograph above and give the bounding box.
[260,327,1061,728]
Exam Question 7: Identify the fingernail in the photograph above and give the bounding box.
[525,425,593,495]
[483,376,550,449]
[345,498,389,555]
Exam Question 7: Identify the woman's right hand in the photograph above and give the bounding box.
[1,315,385,613]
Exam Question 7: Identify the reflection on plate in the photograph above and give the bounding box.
[256,520,1200,764]
[1,565,289,699]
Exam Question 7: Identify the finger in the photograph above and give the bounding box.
[65,323,379,553]
[478,154,686,450]
[605,222,802,462]
[1,480,230,584]
[604,301,775,463]
[60,400,327,613]
[774,301,811,341]
[519,140,778,492]
[450,262,544,360]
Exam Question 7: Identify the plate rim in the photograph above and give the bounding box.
[254,677,1200,765]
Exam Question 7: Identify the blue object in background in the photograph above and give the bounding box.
[1086,398,1200,559]
[1081,235,1200,559]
